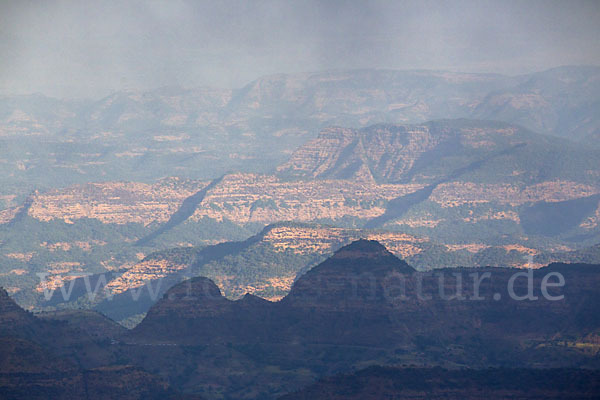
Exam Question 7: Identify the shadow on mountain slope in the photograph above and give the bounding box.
[364,143,526,228]
[135,176,224,246]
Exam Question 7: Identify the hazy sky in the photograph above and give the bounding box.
[1,0,599,99]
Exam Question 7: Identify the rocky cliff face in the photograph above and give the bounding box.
[28,177,207,225]
[10,130,598,230]
[4,120,597,231]
[277,124,437,182]
[277,119,600,184]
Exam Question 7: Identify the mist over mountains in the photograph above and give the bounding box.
[2,0,600,398]
[1,66,599,209]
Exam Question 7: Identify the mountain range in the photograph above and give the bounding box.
[1,118,599,314]
[59,222,600,325]
[121,241,600,397]
[2,240,600,398]
[1,66,599,207]
[1,70,599,389]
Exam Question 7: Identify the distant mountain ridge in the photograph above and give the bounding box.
[1,66,599,204]
[277,119,598,184]
[471,65,600,144]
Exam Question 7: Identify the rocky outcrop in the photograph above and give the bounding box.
[282,239,415,308]
[27,178,207,225]
[277,119,600,185]
[131,276,273,344]
[277,124,434,182]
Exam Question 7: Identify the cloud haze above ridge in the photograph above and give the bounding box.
[1,0,599,99]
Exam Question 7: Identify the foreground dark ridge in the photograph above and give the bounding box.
[2,239,600,399]
[363,142,526,228]
[132,239,600,348]
[0,287,201,399]
[279,366,600,400]
[125,239,600,398]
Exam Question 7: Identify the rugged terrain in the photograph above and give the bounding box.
[2,240,600,399]
[0,287,192,399]
[9,220,599,326]
[1,119,599,315]
[1,70,599,327]
[2,66,599,206]
[123,240,600,398]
